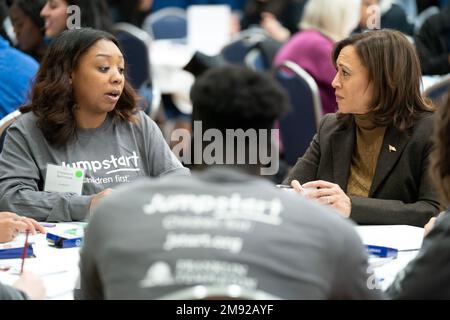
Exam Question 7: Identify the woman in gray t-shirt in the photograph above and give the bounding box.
[0,28,188,222]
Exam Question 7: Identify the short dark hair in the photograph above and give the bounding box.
[189,66,289,169]
[21,28,138,147]
[430,92,450,207]
[12,0,46,32]
[190,65,290,131]
[333,29,433,131]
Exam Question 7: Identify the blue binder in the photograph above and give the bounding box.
[46,228,84,248]
[0,244,35,259]
[366,245,398,258]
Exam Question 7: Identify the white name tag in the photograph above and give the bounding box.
[44,164,85,195]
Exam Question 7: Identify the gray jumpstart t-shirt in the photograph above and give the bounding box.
[0,111,189,221]
[76,168,381,300]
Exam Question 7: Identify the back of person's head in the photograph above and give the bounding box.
[21,28,137,147]
[333,29,433,131]
[12,0,46,32]
[188,66,289,172]
[431,92,450,207]
[300,0,361,41]
[190,65,289,132]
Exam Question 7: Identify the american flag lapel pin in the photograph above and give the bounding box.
[388,145,397,152]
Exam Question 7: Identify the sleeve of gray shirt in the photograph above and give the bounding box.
[0,283,29,300]
[0,124,92,222]
[75,205,105,300]
[330,220,384,299]
[139,112,190,177]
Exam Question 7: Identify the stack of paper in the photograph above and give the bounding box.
[355,225,424,251]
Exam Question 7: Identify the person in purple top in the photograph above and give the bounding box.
[274,0,361,115]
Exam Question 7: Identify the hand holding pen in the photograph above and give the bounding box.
[0,212,46,243]
[20,231,30,274]
[13,271,46,300]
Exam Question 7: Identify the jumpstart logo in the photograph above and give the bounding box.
[61,151,140,175]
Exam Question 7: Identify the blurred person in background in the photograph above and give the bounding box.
[0,0,38,118]
[107,0,152,27]
[415,3,450,75]
[9,0,47,61]
[274,0,361,115]
[240,0,307,42]
[40,0,114,38]
[357,0,414,36]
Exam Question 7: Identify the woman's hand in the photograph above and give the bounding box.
[423,217,436,237]
[290,179,304,193]
[89,188,114,214]
[302,180,352,218]
[260,12,290,42]
[13,271,46,300]
[0,212,46,243]
[423,211,446,237]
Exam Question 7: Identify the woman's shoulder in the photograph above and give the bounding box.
[4,111,43,143]
[116,110,150,126]
[10,111,39,131]
[134,110,156,127]
[402,111,435,144]
[134,110,150,121]
[124,110,158,133]
[412,111,435,131]
[318,113,342,130]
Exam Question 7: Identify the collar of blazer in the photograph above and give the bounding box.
[330,120,410,197]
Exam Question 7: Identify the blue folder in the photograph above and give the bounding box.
[366,245,398,258]
[0,244,35,259]
[46,229,83,249]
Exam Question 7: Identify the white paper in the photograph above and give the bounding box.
[0,235,37,250]
[44,163,85,195]
[371,251,419,290]
[355,225,424,251]
[187,5,231,56]
[0,225,81,300]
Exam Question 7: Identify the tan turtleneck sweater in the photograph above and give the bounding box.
[346,114,386,197]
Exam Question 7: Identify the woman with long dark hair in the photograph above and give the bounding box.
[240,0,306,42]
[0,28,188,222]
[9,0,47,61]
